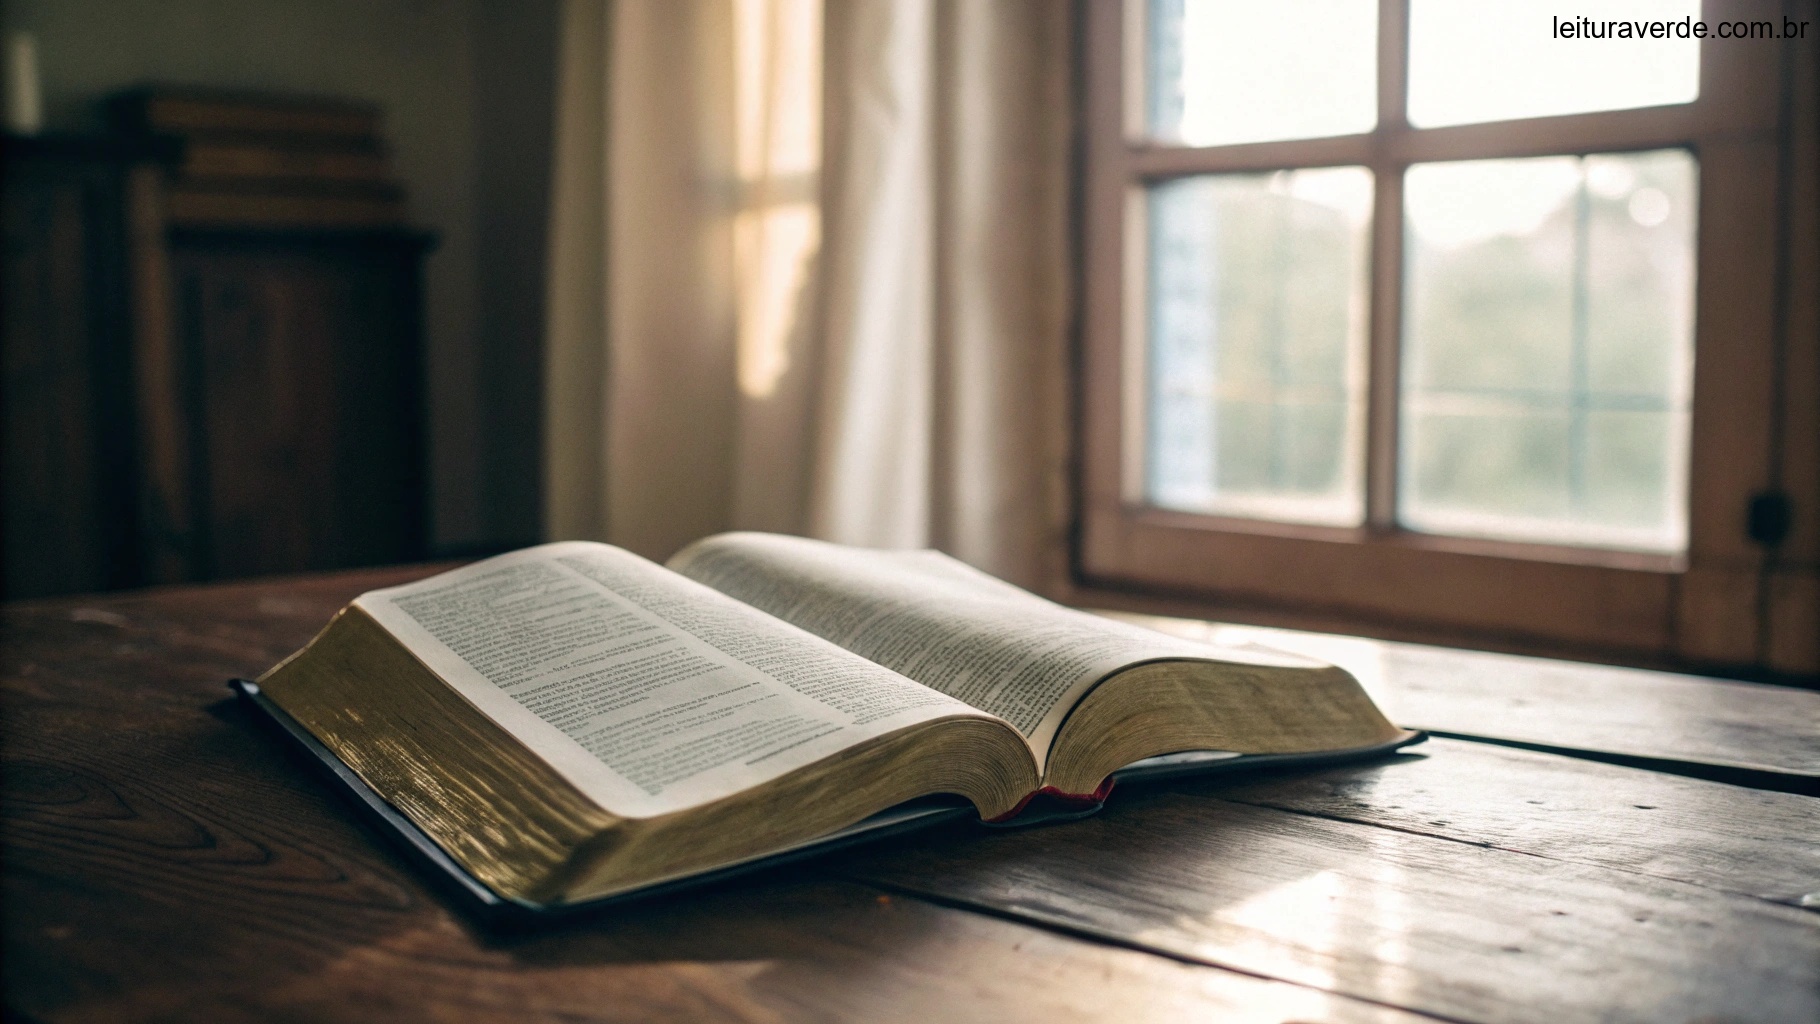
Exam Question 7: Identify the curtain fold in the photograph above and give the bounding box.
[542,0,610,542]
[544,0,1071,591]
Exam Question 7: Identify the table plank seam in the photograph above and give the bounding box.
[844,875,1478,1024]
[1208,794,1820,912]
[1415,730,1820,797]
[840,797,1820,1024]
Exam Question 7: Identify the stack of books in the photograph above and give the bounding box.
[108,87,406,229]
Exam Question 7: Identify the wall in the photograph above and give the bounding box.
[472,0,557,548]
[2,0,555,552]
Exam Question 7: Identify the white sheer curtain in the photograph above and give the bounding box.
[544,0,1070,590]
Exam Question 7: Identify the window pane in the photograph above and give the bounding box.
[1146,0,1377,146]
[1401,150,1696,552]
[1146,169,1372,526]
[1408,0,1700,128]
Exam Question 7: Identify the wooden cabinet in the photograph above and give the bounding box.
[1,136,167,598]
[152,228,432,582]
[2,134,432,597]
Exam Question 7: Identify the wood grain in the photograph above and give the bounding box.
[8,565,1816,1023]
[165,227,431,582]
[844,789,1820,1024]
[1207,738,1820,907]
[3,565,1435,1024]
[6,833,1427,1024]
[1113,612,1820,782]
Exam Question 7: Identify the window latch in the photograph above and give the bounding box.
[1747,491,1793,547]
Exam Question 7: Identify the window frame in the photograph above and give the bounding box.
[1075,0,1809,672]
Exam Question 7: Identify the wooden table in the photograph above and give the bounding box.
[5,566,1817,1023]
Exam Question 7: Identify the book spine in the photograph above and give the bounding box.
[174,178,406,201]
[117,96,380,141]
[983,778,1117,826]
[181,143,393,184]
[165,190,406,229]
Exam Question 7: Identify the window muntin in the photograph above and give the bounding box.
[1134,2,1704,554]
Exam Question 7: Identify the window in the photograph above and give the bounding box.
[1077,0,1816,674]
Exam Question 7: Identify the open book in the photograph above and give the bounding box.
[249,533,1415,914]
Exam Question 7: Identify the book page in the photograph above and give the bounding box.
[356,543,997,819]
[668,533,1315,774]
